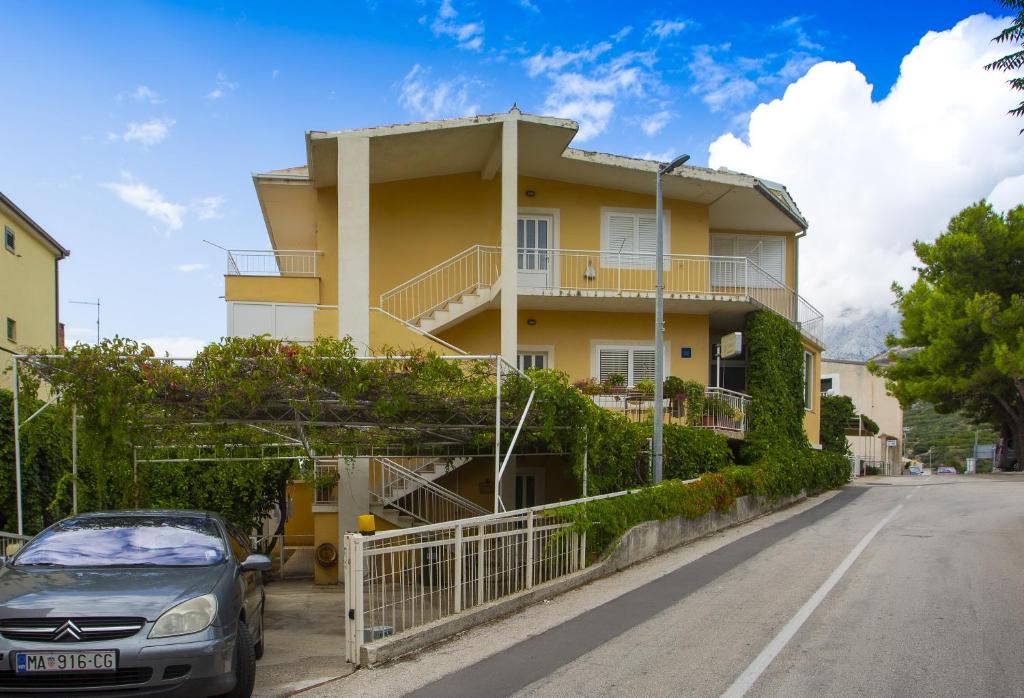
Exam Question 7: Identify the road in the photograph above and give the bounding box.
[305,475,1024,698]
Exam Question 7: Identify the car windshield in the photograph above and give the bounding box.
[14,515,227,567]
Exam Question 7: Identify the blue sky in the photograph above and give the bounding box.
[0,0,1015,354]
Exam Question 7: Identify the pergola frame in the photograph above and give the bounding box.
[10,353,555,535]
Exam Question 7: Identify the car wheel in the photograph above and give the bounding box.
[225,620,256,698]
[254,608,265,660]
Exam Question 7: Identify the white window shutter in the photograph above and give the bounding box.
[598,349,629,383]
[636,214,659,268]
[759,237,786,285]
[604,213,635,266]
[632,350,657,383]
[711,235,734,287]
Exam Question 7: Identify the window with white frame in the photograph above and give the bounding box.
[4,226,14,253]
[804,351,815,410]
[711,234,786,288]
[597,345,657,386]
[601,209,669,268]
[517,351,549,372]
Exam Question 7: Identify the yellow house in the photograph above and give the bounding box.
[1,192,70,389]
[225,109,825,582]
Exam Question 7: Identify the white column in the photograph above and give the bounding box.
[338,135,371,354]
[500,117,519,364]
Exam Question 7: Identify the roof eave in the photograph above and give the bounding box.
[0,191,70,259]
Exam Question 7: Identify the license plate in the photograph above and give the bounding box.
[15,650,117,673]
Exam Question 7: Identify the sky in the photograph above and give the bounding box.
[1,0,1020,355]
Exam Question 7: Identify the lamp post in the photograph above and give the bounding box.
[653,154,690,485]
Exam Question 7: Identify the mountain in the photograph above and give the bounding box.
[822,307,901,361]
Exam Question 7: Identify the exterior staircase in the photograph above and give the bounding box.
[380,245,501,335]
[370,456,488,528]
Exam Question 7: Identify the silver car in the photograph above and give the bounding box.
[0,510,271,696]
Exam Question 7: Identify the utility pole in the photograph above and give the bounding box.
[653,154,690,485]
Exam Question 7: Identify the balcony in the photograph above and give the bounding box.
[379,245,824,345]
[590,386,751,437]
[517,247,824,345]
[226,249,320,277]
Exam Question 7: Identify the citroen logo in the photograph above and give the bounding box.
[53,620,82,641]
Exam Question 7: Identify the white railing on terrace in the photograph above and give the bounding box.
[702,387,750,434]
[380,246,824,344]
[344,487,652,664]
[528,248,823,344]
[379,245,501,324]
[226,249,320,277]
[590,387,751,435]
[372,457,489,525]
[0,530,29,557]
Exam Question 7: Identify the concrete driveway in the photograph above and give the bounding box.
[254,579,355,697]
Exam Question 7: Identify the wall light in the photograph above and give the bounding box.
[525,190,536,197]
[526,318,537,326]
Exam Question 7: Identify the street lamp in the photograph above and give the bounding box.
[653,153,690,485]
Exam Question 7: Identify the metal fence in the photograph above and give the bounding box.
[343,489,634,664]
[590,387,751,436]
[0,530,30,557]
[226,249,320,277]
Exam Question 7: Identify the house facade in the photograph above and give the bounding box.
[822,356,904,475]
[225,110,825,582]
[1,192,69,389]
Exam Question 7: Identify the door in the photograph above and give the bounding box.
[517,215,554,289]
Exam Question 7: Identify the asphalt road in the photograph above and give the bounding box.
[309,475,1024,698]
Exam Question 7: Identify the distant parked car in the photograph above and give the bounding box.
[0,510,271,696]
[908,466,924,476]
[936,466,958,474]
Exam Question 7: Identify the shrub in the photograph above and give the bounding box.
[636,423,733,480]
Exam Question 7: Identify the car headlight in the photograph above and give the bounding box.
[149,594,218,638]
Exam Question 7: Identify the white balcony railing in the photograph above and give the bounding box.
[590,387,751,436]
[226,249,320,277]
[372,457,489,525]
[379,245,501,324]
[379,246,824,344]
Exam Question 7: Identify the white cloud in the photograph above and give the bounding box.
[988,174,1024,212]
[525,43,612,78]
[519,0,539,11]
[612,26,632,42]
[272,69,280,79]
[175,263,206,273]
[526,43,657,141]
[640,110,673,136]
[431,0,484,51]
[141,336,209,358]
[122,118,175,146]
[207,72,238,100]
[689,45,759,112]
[774,16,824,52]
[708,14,1024,322]
[102,173,186,230]
[131,85,162,103]
[193,195,225,221]
[398,64,479,120]
[649,19,688,40]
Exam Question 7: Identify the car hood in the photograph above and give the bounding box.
[0,564,227,621]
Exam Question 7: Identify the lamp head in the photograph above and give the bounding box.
[659,154,691,175]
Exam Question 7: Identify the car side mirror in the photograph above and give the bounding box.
[240,553,272,572]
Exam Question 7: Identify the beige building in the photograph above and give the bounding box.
[1,192,69,389]
[822,356,904,475]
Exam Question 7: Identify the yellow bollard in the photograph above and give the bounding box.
[357,514,376,535]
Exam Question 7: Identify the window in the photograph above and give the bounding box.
[820,377,833,394]
[711,234,786,288]
[517,351,549,372]
[6,318,15,342]
[804,351,815,410]
[4,226,13,253]
[517,216,551,272]
[597,345,658,386]
[601,209,669,268]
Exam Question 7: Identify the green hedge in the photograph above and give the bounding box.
[558,451,849,557]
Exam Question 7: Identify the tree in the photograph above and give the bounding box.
[876,202,1024,469]
[986,1,1024,128]
[820,394,856,455]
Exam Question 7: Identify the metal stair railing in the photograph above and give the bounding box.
[372,457,489,524]
[379,245,501,324]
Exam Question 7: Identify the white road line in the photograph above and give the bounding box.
[720,496,908,698]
